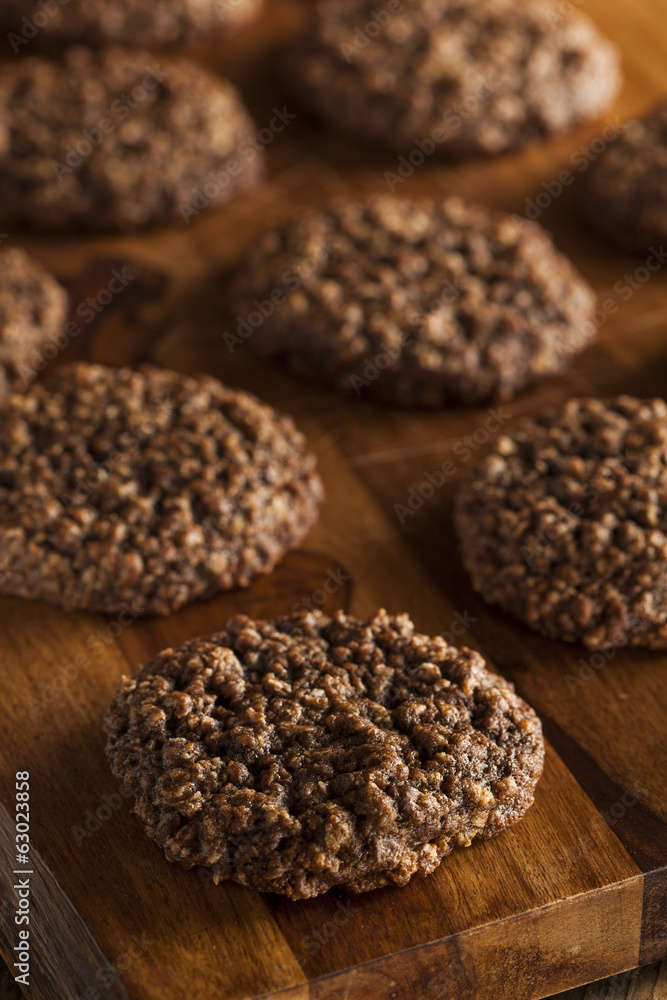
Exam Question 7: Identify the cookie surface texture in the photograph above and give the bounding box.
[104,609,545,898]
[0,0,261,49]
[455,396,667,649]
[586,98,667,251]
[232,195,597,406]
[288,0,621,155]
[0,362,323,615]
[0,47,262,231]
[0,247,68,400]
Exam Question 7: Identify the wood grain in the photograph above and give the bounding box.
[0,0,666,997]
[5,953,667,1000]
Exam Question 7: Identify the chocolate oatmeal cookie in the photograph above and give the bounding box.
[1,0,260,49]
[455,396,667,650]
[104,609,544,898]
[585,98,667,251]
[0,47,263,232]
[0,362,322,615]
[0,247,68,400]
[287,0,621,156]
[231,196,597,407]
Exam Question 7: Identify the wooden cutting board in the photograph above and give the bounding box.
[1,0,666,997]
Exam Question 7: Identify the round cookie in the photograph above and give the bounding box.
[0,47,263,232]
[585,98,667,251]
[0,247,68,400]
[1,0,261,49]
[231,195,597,407]
[104,609,544,899]
[455,396,667,650]
[287,0,621,156]
[0,362,323,616]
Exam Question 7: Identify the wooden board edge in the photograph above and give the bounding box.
[0,803,129,1000]
[253,876,647,1000]
[640,866,667,966]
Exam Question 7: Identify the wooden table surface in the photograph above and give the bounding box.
[1,0,666,998]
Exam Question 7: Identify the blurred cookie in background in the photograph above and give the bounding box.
[585,97,667,251]
[287,0,622,157]
[231,195,597,407]
[1,0,261,51]
[0,46,264,232]
[0,246,67,399]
